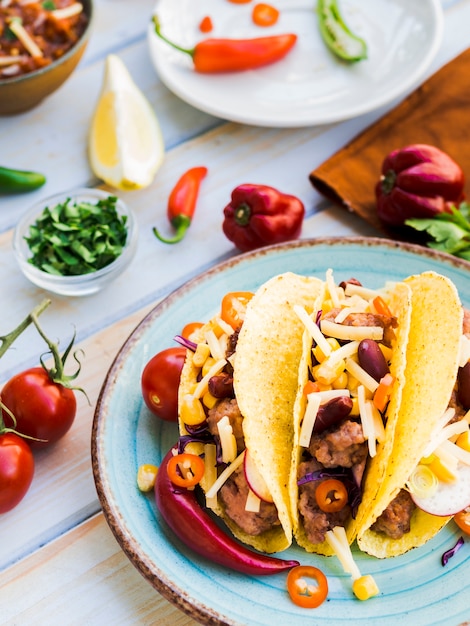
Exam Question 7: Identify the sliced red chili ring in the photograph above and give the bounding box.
[287,565,328,608]
[315,478,348,513]
[167,452,205,488]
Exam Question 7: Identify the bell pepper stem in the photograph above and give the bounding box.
[234,203,252,226]
[152,15,195,59]
[381,169,397,195]
[153,215,192,244]
[0,298,51,359]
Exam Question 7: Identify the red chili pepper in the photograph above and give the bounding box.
[153,166,207,244]
[152,16,297,73]
[155,447,300,575]
[375,144,465,227]
[222,184,305,252]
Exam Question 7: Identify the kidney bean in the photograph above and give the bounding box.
[314,396,353,433]
[457,362,470,410]
[357,339,389,382]
[208,372,234,398]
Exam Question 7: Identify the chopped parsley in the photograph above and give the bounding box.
[25,195,129,276]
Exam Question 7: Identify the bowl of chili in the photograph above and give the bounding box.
[13,187,138,296]
[0,0,93,115]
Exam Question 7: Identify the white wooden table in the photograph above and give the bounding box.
[0,1,468,624]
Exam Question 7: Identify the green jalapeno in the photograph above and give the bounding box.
[317,0,367,62]
[0,166,46,194]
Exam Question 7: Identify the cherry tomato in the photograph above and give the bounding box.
[286,565,328,609]
[220,291,254,330]
[141,347,186,422]
[167,452,205,488]
[252,3,279,27]
[315,478,348,513]
[181,322,204,340]
[1,367,77,449]
[454,508,470,535]
[0,432,34,513]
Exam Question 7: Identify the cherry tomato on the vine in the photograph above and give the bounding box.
[286,565,328,608]
[0,432,34,513]
[2,367,77,449]
[454,508,470,535]
[141,347,186,422]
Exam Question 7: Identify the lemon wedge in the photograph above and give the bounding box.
[89,54,164,191]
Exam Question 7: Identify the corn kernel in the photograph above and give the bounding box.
[352,574,379,601]
[137,464,158,492]
[180,394,206,426]
[321,299,334,314]
[332,371,348,390]
[313,337,340,363]
[349,397,360,416]
[202,390,218,409]
[379,343,393,362]
[202,356,216,377]
[456,430,470,452]
[429,455,458,483]
[193,342,211,368]
[314,358,346,385]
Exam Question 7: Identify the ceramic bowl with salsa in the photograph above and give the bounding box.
[0,0,93,115]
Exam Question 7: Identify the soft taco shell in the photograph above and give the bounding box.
[357,271,463,558]
[290,279,412,556]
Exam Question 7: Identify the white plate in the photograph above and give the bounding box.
[147,0,443,127]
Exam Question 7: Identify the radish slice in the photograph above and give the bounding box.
[243,450,273,503]
[411,463,470,516]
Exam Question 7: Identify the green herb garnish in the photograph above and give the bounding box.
[42,0,56,10]
[405,202,470,261]
[25,195,129,276]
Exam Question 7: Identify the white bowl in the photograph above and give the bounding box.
[13,188,138,297]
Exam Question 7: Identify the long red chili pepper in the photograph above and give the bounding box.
[152,16,297,73]
[153,166,208,244]
[155,447,300,575]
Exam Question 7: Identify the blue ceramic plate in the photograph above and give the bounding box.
[92,238,470,626]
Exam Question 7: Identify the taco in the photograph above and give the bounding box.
[289,269,413,556]
[356,272,468,558]
[177,272,322,553]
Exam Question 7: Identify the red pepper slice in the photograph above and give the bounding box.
[152,16,297,73]
[167,452,205,488]
[155,447,300,575]
[220,291,254,330]
[286,565,328,608]
[252,4,279,27]
[315,478,348,513]
[222,184,305,252]
[153,166,208,244]
[199,16,213,33]
[375,144,465,226]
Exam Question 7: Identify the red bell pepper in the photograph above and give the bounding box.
[375,144,465,227]
[222,184,305,252]
[155,447,300,575]
[153,166,208,244]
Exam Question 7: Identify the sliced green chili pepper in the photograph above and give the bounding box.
[317,0,367,63]
[0,166,46,194]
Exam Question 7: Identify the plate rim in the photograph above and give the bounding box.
[147,0,444,127]
[92,236,470,626]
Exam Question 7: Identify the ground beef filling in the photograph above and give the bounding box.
[219,466,280,536]
[207,396,280,535]
[323,309,397,347]
[370,489,416,539]
[298,420,368,545]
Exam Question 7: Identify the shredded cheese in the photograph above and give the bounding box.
[325,526,361,580]
[299,393,321,447]
[217,415,237,464]
[316,389,351,404]
[325,268,341,308]
[459,334,470,368]
[344,283,382,301]
[214,316,235,336]
[245,489,261,513]
[192,358,227,399]
[205,450,245,501]
[320,319,384,342]
[422,410,461,457]
[0,55,26,66]
[439,438,470,467]
[7,18,43,58]
[293,304,332,358]
[204,329,225,361]
[51,2,83,20]
[201,443,218,506]
[345,358,379,393]
[358,386,376,457]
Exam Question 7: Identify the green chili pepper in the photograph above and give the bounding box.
[317,0,367,63]
[0,166,46,194]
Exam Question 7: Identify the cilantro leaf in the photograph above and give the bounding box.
[405,203,470,260]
